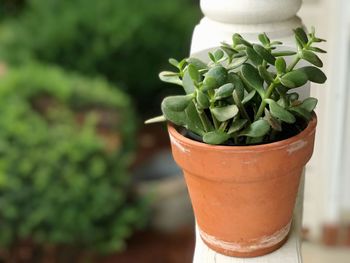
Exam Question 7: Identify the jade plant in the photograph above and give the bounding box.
[146,27,327,145]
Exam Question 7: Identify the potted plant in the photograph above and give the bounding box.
[146,27,326,257]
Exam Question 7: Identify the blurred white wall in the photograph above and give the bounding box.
[299,0,350,239]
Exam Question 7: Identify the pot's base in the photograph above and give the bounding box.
[201,235,289,258]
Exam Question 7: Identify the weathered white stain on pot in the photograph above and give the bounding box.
[287,140,308,155]
[198,221,292,253]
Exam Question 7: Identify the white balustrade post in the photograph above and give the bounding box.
[189,1,308,262]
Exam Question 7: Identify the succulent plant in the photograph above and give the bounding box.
[146,27,327,145]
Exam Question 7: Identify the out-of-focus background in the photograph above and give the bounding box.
[0,0,349,262]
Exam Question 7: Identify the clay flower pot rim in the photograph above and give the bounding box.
[168,112,317,153]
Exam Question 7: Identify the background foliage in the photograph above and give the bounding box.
[0,63,146,253]
[0,0,201,115]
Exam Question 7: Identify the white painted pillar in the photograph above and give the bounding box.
[189,0,308,262]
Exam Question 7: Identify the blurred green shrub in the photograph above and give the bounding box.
[0,0,200,115]
[0,63,147,253]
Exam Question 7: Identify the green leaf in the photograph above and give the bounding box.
[196,90,210,109]
[275,57,286,75]
[159,71,182,86]
[144,115,166,124]
[203,130,230,145]
[294,27,308,45]
[228,73,244,101]
[162,95,193,112]
[205,66,228,87]
[211,105,239,122]
[185,101,207,135]
[241,63,265,97]
[182,70,196,94]
[229,56,248,69]
[289,106,312,121]
[214,49,224,61]
[208,52,216,62]
[202,76,217,91]
[258,33,270,46]
[239,119,270,138]
[161,104,186,126]
[253,44,276,64]
[280,69,308,88]
[187,58,208,70]
[258,65,274,84]
[227,119,248,134]
[188,64,200,82]
[308,47,327,53]
[214,83,234,100]
[287,92,299,102]
[265,99,296,124]
[232,33,252,47]
[300,97,318,112]
[169,58,179,68]
[246,47,263,66]
[299,66,327,84]
[241,90,256,104]
[264,109,282,131]
[271,50,297,57]
[301,50,323,67]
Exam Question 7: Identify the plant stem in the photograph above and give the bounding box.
[286,56,300,72]
[254,81,276,121]
[198,110,211,132]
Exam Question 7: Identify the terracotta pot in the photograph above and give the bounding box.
[167,114,317,257]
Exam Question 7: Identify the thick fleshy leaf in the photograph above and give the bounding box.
[214,83,234,100]
[275,57,286,75]
[240,119,270,138]
[185,101,207,136]
[258,33,270,46]
[287,92,299,102]
[162,95,193,112]
[227,119,248,134]
[161,104,186,126]
[301,50,323,67]
[186,58,208,70]
[253,44,276,64]
[182,70,196,94]
[188,64,200,82]
[205,66,228,87]
[289,106,312,121]
[280,69,308,88]
[232,33,252,47]
[144,115,166,124]
[169,58,179,68]
[300,97,318,112]
[308,47,327,53]
[271,50,297,57]
[211,105,239,122]
[266,99,296,124]
[159,71,182,86]
[202,76,217,91]
[258,65,274,84]
[246,47,263,66]
[229,73,244,101]
[229,56,248,69]
[214,49,224,61]
[241,90,257,104]
[241,63,265,97]
[264,109,282,131]
[294,27,308,45]
[196,90,210,109]
[299,66,327,84]
[203,130,230,145]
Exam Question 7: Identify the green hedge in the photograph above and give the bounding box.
[0,63,147,253]
[0,0,201,114]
